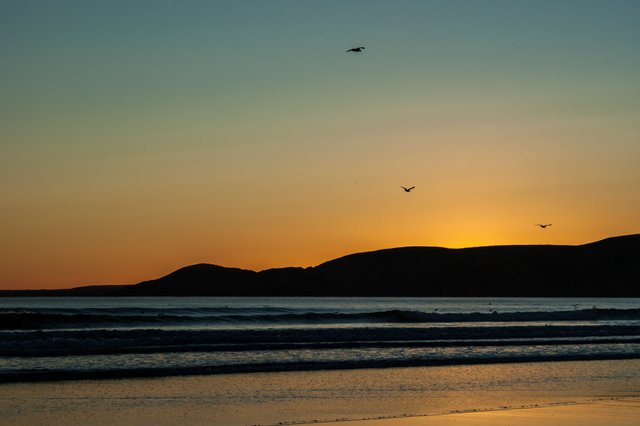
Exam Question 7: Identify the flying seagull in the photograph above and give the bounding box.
[346,46,365,52]
[401,186,415,192]
[536,224,552,228]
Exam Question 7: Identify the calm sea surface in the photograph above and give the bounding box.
[1,297,639,382]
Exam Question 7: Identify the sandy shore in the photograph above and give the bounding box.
[1,360,639,425]
[317,398,640,426]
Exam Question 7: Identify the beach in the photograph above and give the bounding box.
[1,360,639,425]
[325,398,640,426]
[4,0,640,423]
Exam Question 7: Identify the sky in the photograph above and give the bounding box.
[1,0,639,289]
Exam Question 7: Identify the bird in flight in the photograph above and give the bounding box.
[536,224,552,228]
[346,46,365,53]
[401,186,415,192]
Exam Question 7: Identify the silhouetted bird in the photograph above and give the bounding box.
[401,186,415,192]
[536,224,552,228]
[346,47,365,52]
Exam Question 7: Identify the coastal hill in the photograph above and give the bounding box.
[3,234,639,297]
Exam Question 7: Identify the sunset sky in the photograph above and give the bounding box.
[1,0,639,289]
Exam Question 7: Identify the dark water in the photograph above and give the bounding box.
[1,297,639,382]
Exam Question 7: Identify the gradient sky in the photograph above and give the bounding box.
[1,0,639,289]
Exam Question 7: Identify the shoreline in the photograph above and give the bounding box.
[303,397,640,426]
[1,359,639,426]
[4,352,640,384]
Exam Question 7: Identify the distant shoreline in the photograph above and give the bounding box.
[2,234,639,297]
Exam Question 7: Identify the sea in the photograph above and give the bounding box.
[1,297,640,383]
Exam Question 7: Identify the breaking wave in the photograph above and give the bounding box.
[2,307,639,330]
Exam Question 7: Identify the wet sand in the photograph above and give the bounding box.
[320,398,640,426]
[1,360,639,425]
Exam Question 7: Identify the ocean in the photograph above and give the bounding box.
[1,297,639,382]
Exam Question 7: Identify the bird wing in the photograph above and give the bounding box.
[408,186,415,190]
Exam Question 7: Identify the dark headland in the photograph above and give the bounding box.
[3,234,639,297]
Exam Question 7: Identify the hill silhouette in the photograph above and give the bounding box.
[3,234,639,297]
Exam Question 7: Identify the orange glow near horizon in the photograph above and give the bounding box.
[2,111,638,289]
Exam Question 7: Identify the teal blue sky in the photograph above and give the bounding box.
[1,1,639,288]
